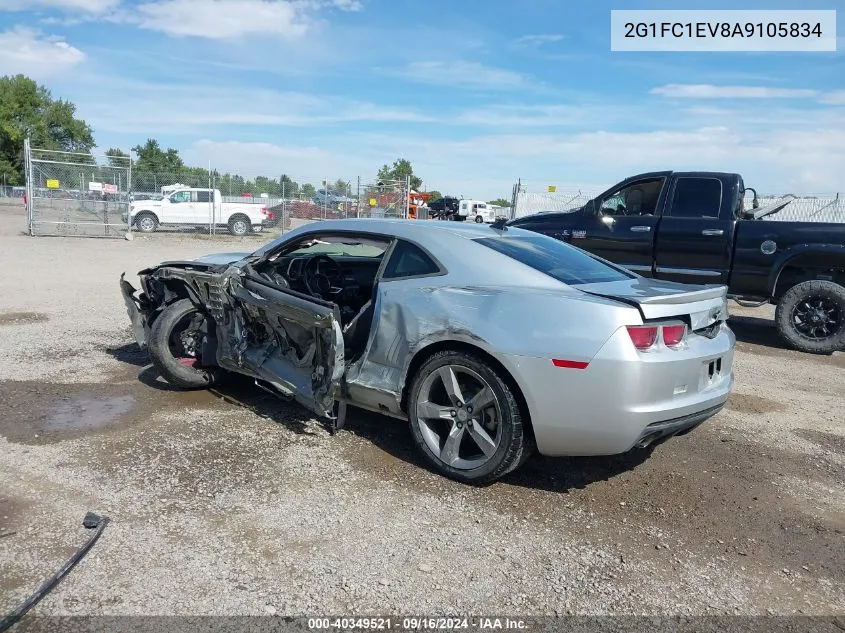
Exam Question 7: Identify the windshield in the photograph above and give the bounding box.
[475,235,634,285]
[273,236,387,259]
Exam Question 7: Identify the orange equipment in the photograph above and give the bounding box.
[407,191,432,220]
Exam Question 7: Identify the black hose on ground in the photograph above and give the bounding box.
[0,512,110,633]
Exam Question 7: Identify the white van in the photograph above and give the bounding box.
[457,199,496,223]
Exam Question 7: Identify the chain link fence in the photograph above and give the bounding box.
[745,193,845,223]
[126,169,383,236]
[355,179,410,219]
[26,141,132,237]
[511,183,602,219]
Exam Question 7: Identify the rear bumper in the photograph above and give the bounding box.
[634,402,725,448]
[498,323,735,456]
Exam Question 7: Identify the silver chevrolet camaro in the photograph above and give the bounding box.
[120,218,735,484]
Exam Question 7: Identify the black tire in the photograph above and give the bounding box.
[228,214,251,236]
[407,350,531,484]
[474,215,484,223]
[775,280,845,355]
[134,212,158,233]
[148,299,224,389]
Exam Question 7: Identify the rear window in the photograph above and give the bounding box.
[669,177,722,218]
[475,235,634,285]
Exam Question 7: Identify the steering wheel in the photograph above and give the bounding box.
[303,254,343,299]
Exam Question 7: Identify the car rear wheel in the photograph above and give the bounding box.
[775,280,845,354]
[148,299,224,389]
[228,214,251,236]
[135,212,158,233]
[408,350,530,484]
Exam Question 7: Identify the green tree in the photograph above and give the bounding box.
[131,139,184,174]
[332,178,350,195]
[377,158,422,191]
[427,190,443,200]
[0,74,95,185]
[488,198,511,207]
[279,174,298,198]
[105,147,129,167]
[301,183,317,198]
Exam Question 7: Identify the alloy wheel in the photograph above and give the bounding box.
[415,365,502,470]
[792,295,842,340]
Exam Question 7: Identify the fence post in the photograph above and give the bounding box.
[24,138,33,235]
[356,176,361,218]
[127,149,133,233]
[405,175,411,219]
[281,179,286,234]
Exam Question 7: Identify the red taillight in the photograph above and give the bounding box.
[662,324,687,347]
[626,325,659,350]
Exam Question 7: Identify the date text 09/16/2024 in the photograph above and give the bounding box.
[306,617,529,630]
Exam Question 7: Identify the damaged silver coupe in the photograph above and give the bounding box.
[120,219,735,483]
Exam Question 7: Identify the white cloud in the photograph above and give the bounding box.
[0,0,118,12]
[452,103,635,128]
[70,79,431,133]
[820,91,845,105]
[133,0,310,38]
[651,84,818,99]
[327,0,362,10]
[183,139,373,182]
[174,118,845,200]
[0,27,85,78]
[128,0,362,38]
[513,34,564,46]
[388,61,531,90]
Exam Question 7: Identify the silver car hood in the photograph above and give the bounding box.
[579,277,728,329]
[193,252,252,265]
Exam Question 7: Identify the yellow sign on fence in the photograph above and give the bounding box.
[369,198,377,207]
[46,179,60,189]
[547,185,556,193]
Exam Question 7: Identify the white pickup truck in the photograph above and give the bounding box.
[125,188,271,235]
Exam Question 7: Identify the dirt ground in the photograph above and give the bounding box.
[0,202,843,617]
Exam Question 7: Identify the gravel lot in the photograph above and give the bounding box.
[1,202,843,618]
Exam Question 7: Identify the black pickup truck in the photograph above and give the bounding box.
[508,171,845,354]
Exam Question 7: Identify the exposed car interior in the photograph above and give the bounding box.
[249,234,390,361]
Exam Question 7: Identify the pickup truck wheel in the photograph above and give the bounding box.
[475,215,484,223]
[228,214,251,236]
[775,280,845,355]
[135,212,158,233]
[148,299,224,389]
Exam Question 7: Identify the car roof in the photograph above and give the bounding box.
[253,217,575,290]
[286,218,517,241]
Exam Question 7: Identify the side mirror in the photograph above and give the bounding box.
[601,215,615,226]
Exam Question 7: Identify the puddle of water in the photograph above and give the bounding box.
[44,395,136,433]
[0,311,48,326]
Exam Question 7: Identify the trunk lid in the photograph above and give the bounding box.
[579,277,728,330]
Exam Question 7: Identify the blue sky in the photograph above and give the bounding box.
[0,0,843,198]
